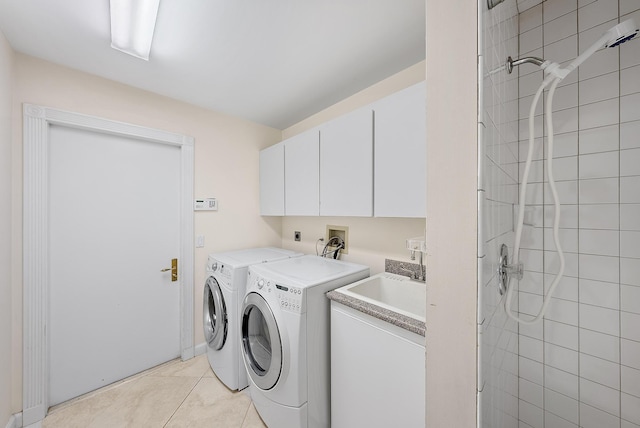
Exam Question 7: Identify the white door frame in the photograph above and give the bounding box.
[22,104,195,425]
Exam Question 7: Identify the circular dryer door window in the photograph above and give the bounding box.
[241,292,282,390]
[203,277,228,350]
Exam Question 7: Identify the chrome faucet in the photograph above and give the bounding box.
[399,264,416,280]
[417,251,425,282]
[406,236,426,282]
[407,251,426,282]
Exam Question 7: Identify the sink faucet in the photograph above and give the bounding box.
[406,236,426,281]
[402,253,425,282]
[399,264,417,280]
[417,251,425,282]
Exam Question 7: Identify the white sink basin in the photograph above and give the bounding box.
[335,273,426,321]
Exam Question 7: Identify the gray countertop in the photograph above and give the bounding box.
[326,289,426,337]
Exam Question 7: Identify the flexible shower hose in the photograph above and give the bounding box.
[503,19,640,324]
[504,74,566,325]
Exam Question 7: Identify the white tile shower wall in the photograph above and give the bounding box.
[516,1,640,427]
[479,0,520,427]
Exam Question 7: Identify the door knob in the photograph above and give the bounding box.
[161,258,178,282]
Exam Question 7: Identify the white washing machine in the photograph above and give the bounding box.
[241,255,369,428]
[203,247,303,391]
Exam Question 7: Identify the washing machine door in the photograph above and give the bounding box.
[203,276,228,351]
[241,292,282,390]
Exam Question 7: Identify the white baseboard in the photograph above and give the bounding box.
[5,412,23,428]
[181,343,207,361]
[194,342,207,356]
[181,346,194,361]
[4,415,14,428]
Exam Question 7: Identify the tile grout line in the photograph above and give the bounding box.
[162,366,208,428]
[239,399,253,428]
[618,0,623,422]
[576,12,581,419]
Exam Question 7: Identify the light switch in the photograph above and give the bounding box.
[196,235,205,248]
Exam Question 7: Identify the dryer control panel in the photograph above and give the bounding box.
[274,283,303,314]
[248,273,304,314]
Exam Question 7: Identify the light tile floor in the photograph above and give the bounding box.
[39,355,267,428]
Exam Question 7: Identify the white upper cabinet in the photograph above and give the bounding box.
[259,83,425,218]
[259,142,285,216]
[373,81,426,217]
[320,107,373,217]
[284,128,320,216]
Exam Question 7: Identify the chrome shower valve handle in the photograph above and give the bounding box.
[497,244,523,296]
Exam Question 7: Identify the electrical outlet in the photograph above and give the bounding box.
[294,231,301,241]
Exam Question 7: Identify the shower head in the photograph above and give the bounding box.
[545,19,639,80]
[605,19,639,47]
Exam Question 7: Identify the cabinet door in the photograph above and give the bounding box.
[285,129,319,216]
[331,303,425,428]
[259,143,284,216]
[373,82,426,217]
[320,107,373,217]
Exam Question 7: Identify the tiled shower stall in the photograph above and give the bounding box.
[479,0,640,427]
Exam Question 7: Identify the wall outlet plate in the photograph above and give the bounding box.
[294,231,301,241]
[406,236,426,253]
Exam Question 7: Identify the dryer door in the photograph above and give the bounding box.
[241,292,282,390]
[203,276,228,351]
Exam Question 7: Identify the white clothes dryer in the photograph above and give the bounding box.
[204,247,302,391]
[241,255,369,428]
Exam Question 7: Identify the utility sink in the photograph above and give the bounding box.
[335,272,426,321]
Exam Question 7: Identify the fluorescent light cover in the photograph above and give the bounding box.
[110,0,160,60]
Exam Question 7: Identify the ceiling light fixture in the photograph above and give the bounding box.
[110,0,160,60]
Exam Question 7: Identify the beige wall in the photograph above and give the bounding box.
[425,0,478,427]
[280,61,426,273]
[283,61,425,139]
[10,54,283,410]
[7,18,482,424]
[0,30,14,425]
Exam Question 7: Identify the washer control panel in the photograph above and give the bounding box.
[207,257,231,280]
[248,272,303,314]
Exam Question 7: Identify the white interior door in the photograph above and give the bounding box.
[48,125,182,406]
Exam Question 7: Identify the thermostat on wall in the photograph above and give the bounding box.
[194,198,218,211]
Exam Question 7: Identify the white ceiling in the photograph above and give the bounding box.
[0,0,426,129]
